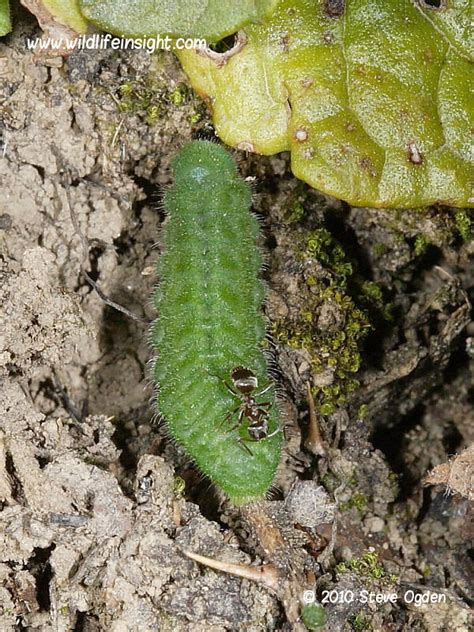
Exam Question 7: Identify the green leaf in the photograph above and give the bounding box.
[0,0,11,36]
[79,0,279,42]
[177,0,473,208]
[42,1,88,32]
[22,0,88,34]
[416,0,473,61]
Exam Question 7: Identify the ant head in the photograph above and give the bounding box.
[231,366,258,394]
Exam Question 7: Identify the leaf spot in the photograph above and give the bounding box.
[408,142,423,164]
[324,0,345,18]
[294,128,308,142]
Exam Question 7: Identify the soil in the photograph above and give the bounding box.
[1,11,473,632]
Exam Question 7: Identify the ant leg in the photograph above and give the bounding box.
[255,383,274,397]
[236,437,254,456]
[206,370,239,398]
[214,376,238,396]
[220,405,240,428]
[223,380,240,398]
[244,425,282,442]
[258,401,272,409]
[265,427,282,439]
[224,408,244,433]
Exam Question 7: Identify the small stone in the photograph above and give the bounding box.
[285,481,336,527]
[44,57,64,68]
[335,546,353,562]
[365,516,385,533]
[138,424,151,436]
[298,360,310,374]
[312,367,335,387]
[0,214,12,231]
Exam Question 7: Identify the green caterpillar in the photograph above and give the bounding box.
[153,141,281,505]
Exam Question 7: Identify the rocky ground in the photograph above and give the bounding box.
[0,10,473,632]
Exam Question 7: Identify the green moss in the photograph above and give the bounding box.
[454,210,472,241]
[117,79,164,122]
[414,234,430,256]
[272,228,388,415]
[372,243,387,258]
[393,208,474,265]
[358,404,368,419]
[394,232,406,245]
[169,84,187,106]
[339,492,368,513]
[321,471,339,493]
[301,603,327,630]
[118,81,134,97]
[145,105,160,124]
[353,493,367,512]
[173,475,186,498]
[189,111,202,124]
[350,613,372,631]
[391,208,473,253]
[303,229,353,279]
[335,551,386,580]
[359,281,388,316]
[116,77,197,125]
[339,477,369,512]
[286,200,306,223]
[285,186,314,223]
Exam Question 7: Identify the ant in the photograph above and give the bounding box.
[219,366,280,454]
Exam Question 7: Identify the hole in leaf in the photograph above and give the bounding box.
[209,34,237,54]
[420,0,445,9]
